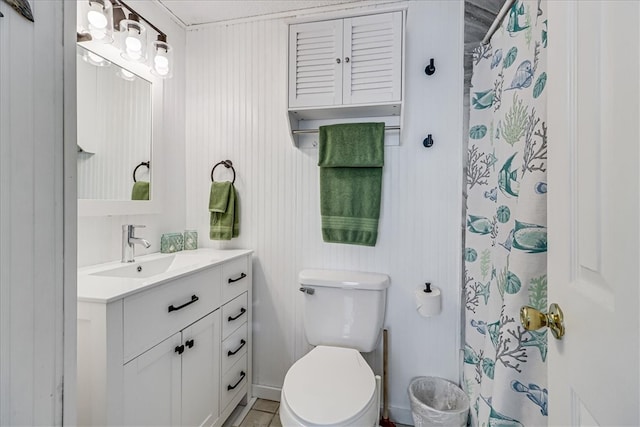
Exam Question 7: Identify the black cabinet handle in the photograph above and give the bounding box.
[227,339,246,357]
[227,371,246,391]
[185,339,194,349]
[175,345,184,355]
[168,295,199,313]
[228,307,246,322]
[228,273,247,284]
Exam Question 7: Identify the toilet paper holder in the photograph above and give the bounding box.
[415,282,441,317]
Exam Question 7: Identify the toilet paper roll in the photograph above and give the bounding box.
[415,286,442,317]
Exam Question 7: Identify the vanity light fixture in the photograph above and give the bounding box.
[119,13,147,62]
[77,0,174,79]
[80,0,114,42]
[151,34,173,78]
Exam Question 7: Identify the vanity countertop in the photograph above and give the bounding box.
[77,248,253,303]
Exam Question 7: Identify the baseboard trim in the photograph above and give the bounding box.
[388,405,414,426]
[252,384,282,402]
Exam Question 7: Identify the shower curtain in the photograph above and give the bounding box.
[464,1,547,426]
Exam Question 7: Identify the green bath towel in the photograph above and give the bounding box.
[209,181,240,240]
[131,181,149,200]
[318,122,384,246]
[318,123,384,167]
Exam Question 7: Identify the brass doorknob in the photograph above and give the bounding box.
[520,303,565,340]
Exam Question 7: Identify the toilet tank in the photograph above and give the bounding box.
[299,269,390,352]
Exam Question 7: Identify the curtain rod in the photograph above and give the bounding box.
[292,126,400,135]
[481,0,516,45]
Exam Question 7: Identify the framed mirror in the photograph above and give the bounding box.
[77,40,163,216]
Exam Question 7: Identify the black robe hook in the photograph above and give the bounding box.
[425,58,436,76]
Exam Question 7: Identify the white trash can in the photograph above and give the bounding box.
[408,377,469,427]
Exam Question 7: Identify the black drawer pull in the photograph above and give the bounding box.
[175,345,184,355]
[227,371,246,391]
[185,339,194,349]
[228,307,246,322]
[227,339,246,357]
[168,295,199,313]
[228,273,247,283]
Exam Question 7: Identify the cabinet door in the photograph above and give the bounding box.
[123,332,182,426]
[181,310,221,427]
[289,19,343,108]
[343,12,403,105]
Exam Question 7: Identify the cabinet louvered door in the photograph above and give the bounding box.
[343,12,402,105]
[289,19,343,108]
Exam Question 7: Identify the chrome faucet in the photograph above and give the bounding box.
[122,224,151,263]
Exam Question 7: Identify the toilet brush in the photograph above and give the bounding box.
[380,329,396,427]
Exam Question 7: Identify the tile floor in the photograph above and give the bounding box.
[238,399,411,427]
[238,399,281,427]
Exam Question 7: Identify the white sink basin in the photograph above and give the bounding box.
[78,249,253,303]
[91,255,177,279]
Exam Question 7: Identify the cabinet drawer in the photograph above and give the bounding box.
[221,354,247,411]
[222,322,248,373]
[123,266,222,362]
[222,256,250,303]
[222,293,248,339]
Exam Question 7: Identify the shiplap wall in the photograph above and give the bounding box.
[76,0,186,268]
[0,1,67,424]
[186,1,464,422]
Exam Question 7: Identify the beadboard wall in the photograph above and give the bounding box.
[0,1,67,424]
[77,0,186,268]
[185,1,464,422]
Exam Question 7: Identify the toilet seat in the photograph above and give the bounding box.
[281,346,377,426]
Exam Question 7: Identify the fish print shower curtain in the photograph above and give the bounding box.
[464,1,548,426]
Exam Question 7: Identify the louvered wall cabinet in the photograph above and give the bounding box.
[287,10,405,146]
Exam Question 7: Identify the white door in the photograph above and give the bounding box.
[123,332,182,426]
[181,310,221,427]
[547,1,639,425]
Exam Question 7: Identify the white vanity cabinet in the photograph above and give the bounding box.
[123,310,221,427]
[77,250,252,427]
[288,11,403,109]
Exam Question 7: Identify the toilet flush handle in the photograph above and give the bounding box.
[299,287,315,295]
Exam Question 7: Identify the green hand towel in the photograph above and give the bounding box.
[318,122,384,246]
[209,181,240,240]
[209,181,231,212]
[318,122,384,167]
[131,181,149,200]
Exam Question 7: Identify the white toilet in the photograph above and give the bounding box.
[280,269,390,427]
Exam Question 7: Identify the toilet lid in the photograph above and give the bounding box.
[282,346,376,426]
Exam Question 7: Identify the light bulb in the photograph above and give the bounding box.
[126,48,142,61]
[87,10,107,28]
[125,34,142,52]
[154,55,168,68]
[155,65,169,76]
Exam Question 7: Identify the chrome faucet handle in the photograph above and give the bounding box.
[123,224,146,233]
